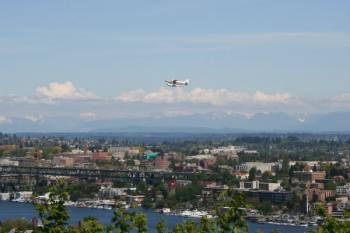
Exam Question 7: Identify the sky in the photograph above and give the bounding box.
[0,1,350,127]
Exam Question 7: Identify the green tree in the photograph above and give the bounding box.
[258,201,273,215]
[156,219,167,233]
[0,219,32,233]
[310,205,350,233]
[69,217,104,233]
[183,221,197,233]
[133,213,148,233]
[171,220,197,233]
[198,217,215,233]
[67,181,99,202]
[324,181,336,191]
[216,190,248,233]
[33,180,70,233]
[261,171,273,181]
[249,167,257,181]
[110,203,135,233]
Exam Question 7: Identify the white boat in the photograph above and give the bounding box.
[180,210,212,218]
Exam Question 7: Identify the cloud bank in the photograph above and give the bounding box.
[0,81,350,123]
[116,88,291,106]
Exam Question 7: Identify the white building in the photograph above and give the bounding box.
[240,181,259,190]
[108,147,129,159]
[336,184,350,196]
[242,150,259,155]
[0,158,19,166]
[211,145,245,155]
[98,187,127,199]
[185,154,215,160]
[236,162,276,173]
[259,182,281,191]
[239,181,281,191]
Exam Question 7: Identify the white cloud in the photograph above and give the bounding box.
[3,83,350,123]
[24,115,43,123]
[253,91,291,104]
[331,93,350,103]
[117,88,290,106]
[0,116,12,124]
[36,81,97,100]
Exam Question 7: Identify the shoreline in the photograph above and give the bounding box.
[0,200,309,229]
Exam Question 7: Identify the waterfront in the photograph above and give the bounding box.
[0,201,308,233]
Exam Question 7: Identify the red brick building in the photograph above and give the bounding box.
[154,155,170,170]
[92,152,111,161]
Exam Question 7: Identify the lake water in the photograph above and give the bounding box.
[0,201,309,233]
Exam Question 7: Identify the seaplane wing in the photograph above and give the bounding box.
[165,80,178,84]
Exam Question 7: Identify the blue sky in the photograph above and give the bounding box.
[0,1,350,127]
[1,0,349,97]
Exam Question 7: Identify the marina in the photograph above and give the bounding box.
[0,201,309,233]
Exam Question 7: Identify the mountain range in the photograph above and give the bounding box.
[0,112,349,133]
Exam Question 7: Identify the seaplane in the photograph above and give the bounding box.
[165,79,190,87]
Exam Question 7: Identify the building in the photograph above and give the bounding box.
[336,183,350,196]
[242,150,259,155]
[144,152,158,160]
[72,154,92,165]
[92,152,111,161]
[98,187,127,199]
[239,181,281,191]
[236,162,276,173]
[258,182,281,192]
[176,180,192,187]
[15,157,37,167]
[53,156,74,167]
[140,159,155,170]
[210,145,245,154]
[154,155,170,170]
[185,155,217,169]
[203,184,229,201]
[0,145,16,150]
[0,158,19,166]
[308,188,335,203]
[128,147,142,156]
[294,171,326,183]
[108,147,129,159]
[235,171,249,180]
[243,190,292,204]
[240,181,259,190]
